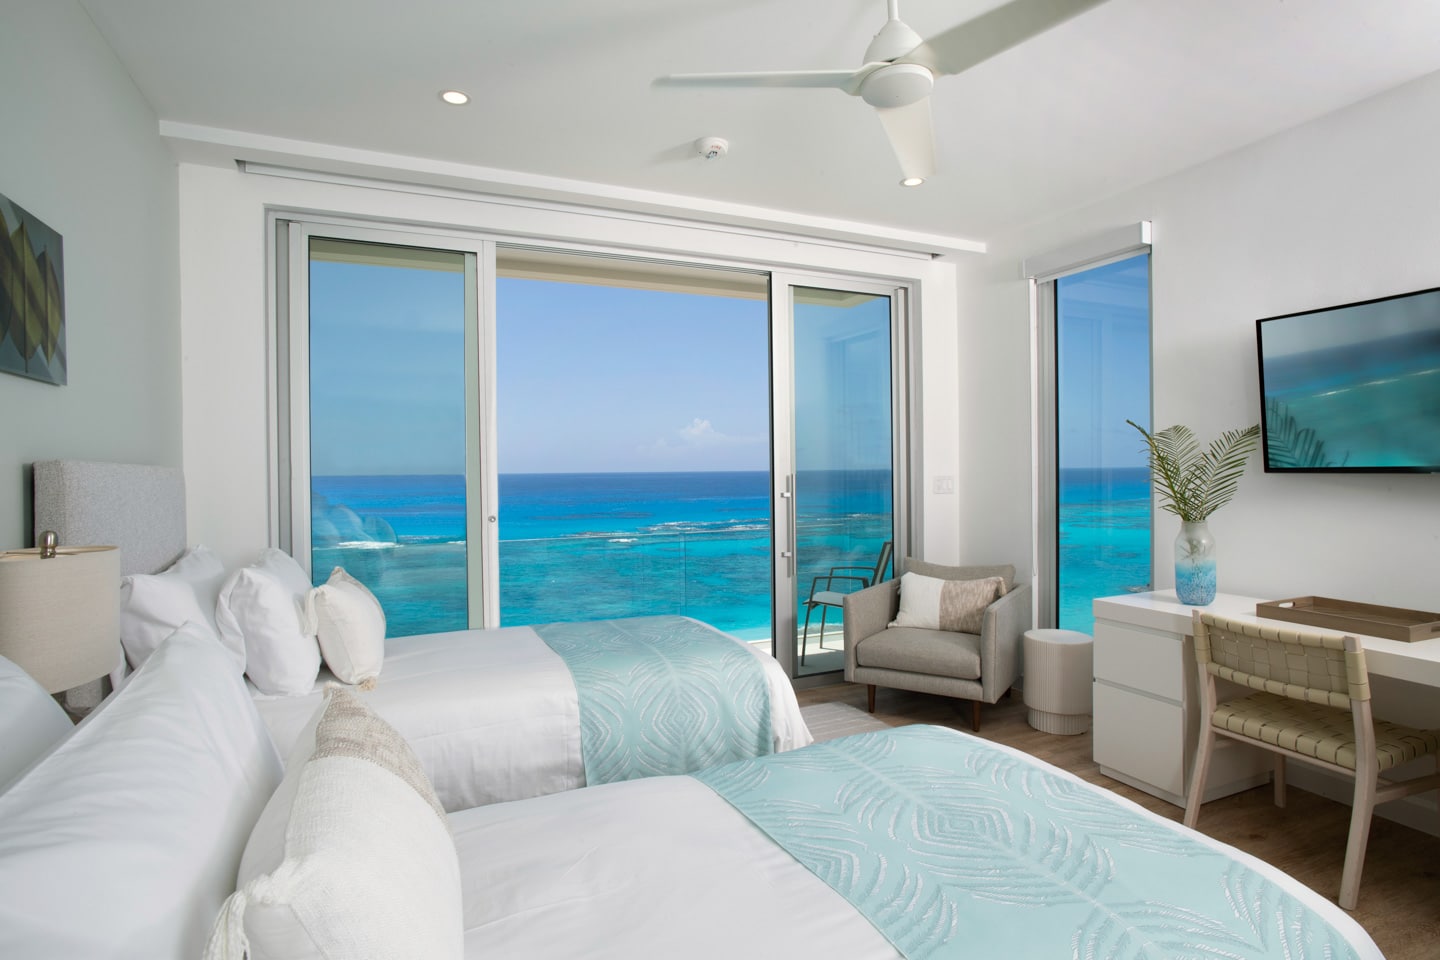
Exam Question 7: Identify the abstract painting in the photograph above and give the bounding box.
[0,192,66,385]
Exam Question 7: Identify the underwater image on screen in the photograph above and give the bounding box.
[1258,287,1440,471]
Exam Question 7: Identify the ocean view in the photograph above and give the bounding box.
[312,468,1148,639]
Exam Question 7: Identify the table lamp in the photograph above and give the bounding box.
[0,532,120,697]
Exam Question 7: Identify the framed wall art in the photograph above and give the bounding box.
[0,192,66,385]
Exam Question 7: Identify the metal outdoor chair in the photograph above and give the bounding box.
[800,541,893,665]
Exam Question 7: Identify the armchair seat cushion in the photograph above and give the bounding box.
[854,627,981,681]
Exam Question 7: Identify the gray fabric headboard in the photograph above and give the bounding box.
[32,460,187,576]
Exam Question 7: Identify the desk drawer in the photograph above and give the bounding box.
[1093,681,1185,797]
[1094,622,1184,701]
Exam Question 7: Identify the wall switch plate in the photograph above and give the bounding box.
[933,475,955,494]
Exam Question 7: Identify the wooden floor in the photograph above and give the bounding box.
[798,681,1440,960]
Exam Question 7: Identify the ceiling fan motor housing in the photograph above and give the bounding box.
[859,62,933,108]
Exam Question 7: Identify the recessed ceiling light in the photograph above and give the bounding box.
[900,176,925,187]
[440,90,469,105]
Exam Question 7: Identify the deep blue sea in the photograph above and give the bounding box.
[311,468,1148,639]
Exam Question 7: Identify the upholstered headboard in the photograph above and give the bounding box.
[32,460,187,576]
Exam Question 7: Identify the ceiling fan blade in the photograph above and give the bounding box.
[904,0,1108,76]
[655,68,867,95]
[875,98,935,182]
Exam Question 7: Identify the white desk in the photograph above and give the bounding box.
[1092,590,1440,811]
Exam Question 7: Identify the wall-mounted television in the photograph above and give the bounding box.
[1256,286,1440,472]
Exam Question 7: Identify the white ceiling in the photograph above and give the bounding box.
[80,0,1440,251]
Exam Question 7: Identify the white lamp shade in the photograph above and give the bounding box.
[0,546,121,694]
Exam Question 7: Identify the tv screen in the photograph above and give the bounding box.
[1256,286,1440,472]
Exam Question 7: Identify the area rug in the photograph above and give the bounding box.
[799,701,892,743]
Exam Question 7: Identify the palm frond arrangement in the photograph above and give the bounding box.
[1127,420,1260,522]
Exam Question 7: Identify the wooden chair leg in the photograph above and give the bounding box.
[971,700,981,733]
[866,684,876,714]
[1273,755,1287,808]
[1183,726,1216,829]
[1339,770,1378,910]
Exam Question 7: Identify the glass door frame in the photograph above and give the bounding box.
[769,269,914,680]
[278,220,496,627]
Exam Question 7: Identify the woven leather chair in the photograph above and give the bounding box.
[1184,611,1440,910]
[841,558,1030,732]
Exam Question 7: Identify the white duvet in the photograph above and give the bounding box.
[250,623,811,811]
[448,746,1383,960]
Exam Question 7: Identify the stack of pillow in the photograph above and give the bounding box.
[118,545,387,696]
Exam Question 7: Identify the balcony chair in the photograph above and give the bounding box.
[842,558,1031,732]
[1184,611,1440,910]
[799,541,893,665]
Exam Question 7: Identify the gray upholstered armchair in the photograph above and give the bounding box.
[842,558,1032,732]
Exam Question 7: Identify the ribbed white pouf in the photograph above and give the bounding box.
[1022,628,1094,735]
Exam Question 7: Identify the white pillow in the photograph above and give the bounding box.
[216,549,321,697]
[119,544,231,670]
[206,687,462,960]
[889,571,1008,635]
[0,623,284,959]
[308,567,386,686]
[0,654,73,793]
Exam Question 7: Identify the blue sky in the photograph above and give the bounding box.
[1056,254,1152,470]
[309,263,770,475]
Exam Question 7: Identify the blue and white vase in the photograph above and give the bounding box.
[1174,520,1217,605]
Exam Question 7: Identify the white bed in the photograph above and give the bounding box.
[250,619,809,809]
[32,459,811,811]
[0,625,1384,960]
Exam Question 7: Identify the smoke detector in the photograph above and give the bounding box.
[695,136,729,160]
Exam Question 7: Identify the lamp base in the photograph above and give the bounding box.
[59,678,107,720]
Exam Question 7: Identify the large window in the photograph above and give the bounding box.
[494,254,772,636]
[1054,255,1152,632]
[1031,227,1153,633]
[280,221,914,680]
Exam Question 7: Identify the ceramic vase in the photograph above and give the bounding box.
[1174,519,1216,605]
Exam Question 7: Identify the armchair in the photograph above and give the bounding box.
[842,558,1031,732]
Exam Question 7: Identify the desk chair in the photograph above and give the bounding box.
[800,541,892,665]
[1184,611,1440,909]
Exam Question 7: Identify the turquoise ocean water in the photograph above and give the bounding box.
[312,468,1148,639]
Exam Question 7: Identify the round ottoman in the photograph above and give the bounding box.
[1022,628,1094,735]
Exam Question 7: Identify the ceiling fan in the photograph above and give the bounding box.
[655,0,1108,185]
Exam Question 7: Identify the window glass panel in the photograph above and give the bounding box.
[1055,254,1152,632]
[495,257,772,637]
[792,287,894,676]
[308,238,469,636]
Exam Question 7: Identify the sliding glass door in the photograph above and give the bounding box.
[284,225,486,635]
[775,280,904,678]
[282,222,912,679]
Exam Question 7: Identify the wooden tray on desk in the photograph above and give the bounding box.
[1256,596,1440,643]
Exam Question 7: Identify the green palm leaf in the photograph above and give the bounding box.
[1128,420,1260,521]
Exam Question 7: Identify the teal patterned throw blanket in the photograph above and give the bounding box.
[693,725,1365,960]
[533,616,773,785]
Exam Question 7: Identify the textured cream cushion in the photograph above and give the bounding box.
[889,572,1007,635]
[206,687,462,960]
[0,654,73,793]
[0,623,284,959]
[119,544,231,670]
[217,549,321,696]
[307,567,386,686]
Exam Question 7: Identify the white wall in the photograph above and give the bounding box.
[957,68,1440,611]
[176,165,963,570]
[0,1,181,551]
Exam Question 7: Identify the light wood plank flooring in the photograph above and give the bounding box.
[798,681,1440,960]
